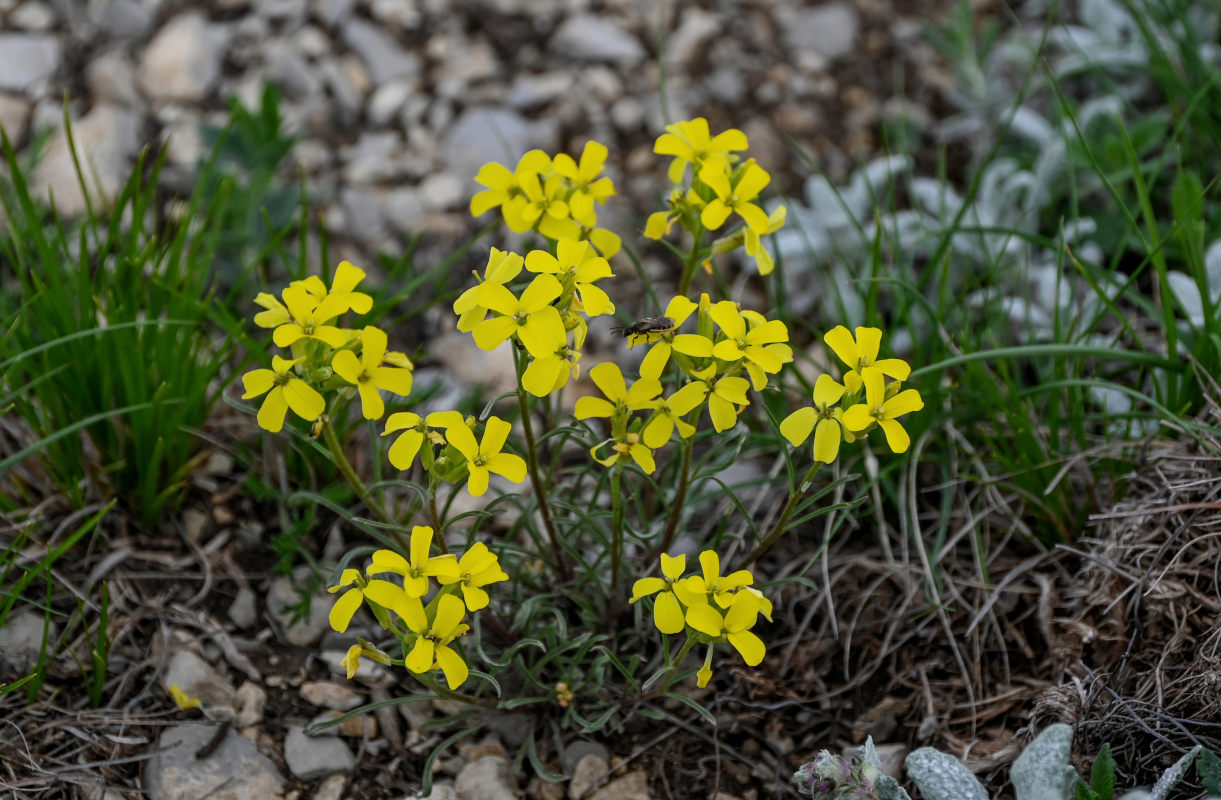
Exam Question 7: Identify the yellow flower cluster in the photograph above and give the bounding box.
[579,294,792,472]
[242,263,526,498]
[455,240,615,398]
[781,326,924,461]
[470,142,621,257]
[328,525,508,690]
[644,118,787,276]
[630,551,772,688]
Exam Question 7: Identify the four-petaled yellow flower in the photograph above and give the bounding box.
[709,301,790,378]
[842,368,924,454]
[654,117,749,184]
[525,239,615,317]
[294,260,373,315]
[401,593,470,690]
[681,550,754,607]
[382,410,463,470]
[521,324,581,397]
[642,388,702,448]
[574,362,662,421]
[672,369,750,433]
[779,374,856,464]
[744,205,787,275]
[593,431,656,474]
[553,140,615,227]
[824,325,912,393]
[267,284,349,348]
[699,159,772,234]
[332,326,414,420]
[516,167,581,241]
[367,526,458,597]
[453,248,524,332]
[241,355,325,433]
[687,591,766,687]
[470,149,550,229]
[437,542,509,611]
[472,274,565,353]
[630,553,694,634]
[326,569,403,633]
[444,416,528,496]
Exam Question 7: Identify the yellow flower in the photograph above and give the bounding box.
[472,274,565,353]
[574,362,662,421]
[553,140,615,227]
[680,368,750,432]
[241,355,325,433]
[525,239,615,318]
[592,431,656,474]
[470,149,550,229]
[443,416,527,496]
[340,645,362,680]
[515,168,581,241]
[326,569,408,633]
[331,326,413,420]
[629,553,692,634]
[585,226,622,258]
[382,409,463,471]
[709,301,790,376]
[437,541,509,611]
[453,248,524,333]
[654,117,749,184]
[699,158,772,234]
[401,594,470,690]
[521,324,581,397]
[780,374,856,464]
[634,296,712,377]
[366,526,459,598]
[169,684,200,711]
[841,368,924,454]
[292,261,374,315]
[268,284,350,348]
[744,205,787,275]
[682,550,754,607]
[823,326,912,393]
[641,387,702,448]
[685,591,766,667]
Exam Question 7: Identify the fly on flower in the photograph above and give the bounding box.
[610,316,677,339]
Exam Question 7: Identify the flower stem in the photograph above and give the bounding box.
[741,461,821,568]
[514,348,571,582]
[654,433,693,559]
[636,635,697,702]
[610,464,624,597]
[321,419,394,526]
[412,673,495,708]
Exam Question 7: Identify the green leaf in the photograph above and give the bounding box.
[1090,743,1115,800]
[1196,749,1221,794]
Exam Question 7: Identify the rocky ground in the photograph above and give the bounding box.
[0,1,960,798]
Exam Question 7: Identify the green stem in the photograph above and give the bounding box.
[322,420,394,526]
[514,348,571,582]
[413,673,495,708]
[654,434,693,559]
[610,465,624,597]
[635,635,697,703]
[741,461,821,568]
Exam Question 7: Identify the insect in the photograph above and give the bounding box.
[610,316,677,338]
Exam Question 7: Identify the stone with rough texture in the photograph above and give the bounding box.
[589,770,649,800]
[160,649,238,722]
[300,681,363,710]
[0,610,55,676]
[283,725,356,780]
[569,753,609,799]
[91,0,154,39]
[442,105,557,183]
[228,588,257,629]
[143,724,285,800]
[0,34,60,92]
[341,19,421,86]
[32,104,142,217]
[234,681,267,728]
[87,50,142,109]
[313,774,347,800]
[783,3,860,61]
[455,755,517,800]
[0,93,32,146]
[266,567,332,646]
[139,13,221,102]
[550,15,645,64]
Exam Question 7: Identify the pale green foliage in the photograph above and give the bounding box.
[1011,723,1075,800]
[904,746,987,800]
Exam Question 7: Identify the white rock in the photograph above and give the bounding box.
[294,24,330,59]
[9,2,57,31]
[0,93,32,144]
[160,114,206,169]
[782,2,860,61]
[368,80,414,126]
[266,39,321,99]
[312,0,356,28]
[317,56,367,118]
[161,649,238,722]
[0,610,55,676]
[588,770,649,800]
[90,0,154,39]
[569,753,609,799]
[505,72,573,110]
[139,13,222,102]
[234,681,267,728]
[442,105,558,183]
[343,131,408,184]
[341,19,421,86]
[144,724,285,800]
[384,186,427,235]
[435,38,498,97]
[549,15,645,64]
[32,104,143,217]
[314,774,347,800]
[611,97,644,132]
[339,186,392,247]
[228,588,257,629]
[454,755,516,800]
[266,567,334,647]
[283,726,356,780]
[299,681,363,710]
[87,49,143,108]
[665,8,719,67]
[419,172,464,211]
[0,34,60,92]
